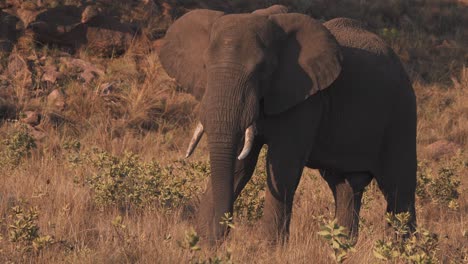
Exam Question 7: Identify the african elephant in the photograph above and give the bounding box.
[159,5,417,245]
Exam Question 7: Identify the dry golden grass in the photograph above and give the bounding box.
[0,0,467,263]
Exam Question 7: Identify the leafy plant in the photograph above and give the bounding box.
[220,213,235,230]
[428,166,460,207]
[111,215,135,249]
[84,149,206,210]
[8,206,54,253]
[234,148,267,222]
[178,228,201,253]
[0,126,36,168]
[373,213,439,263]
[318,219,355,263]
[62,139,82,167]
[233,172,265,222]
[380,27,400,41]
[416,154,464,208]
[416,160,432,200]
[178,228,233,264]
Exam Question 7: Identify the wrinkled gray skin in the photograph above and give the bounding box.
[159,5,416,245]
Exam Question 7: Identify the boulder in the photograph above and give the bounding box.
[21,110,41,126]
[41,64,62,83]
[84,24,136,57]
[81,5,138,57]
[424,140,461,160]
[47,89,66,111]
[59,57,104,83]
[27,5,87,50]
[28,125,47,141]
[15,2,42,28]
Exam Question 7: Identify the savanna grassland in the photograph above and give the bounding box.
[0,0,466,263]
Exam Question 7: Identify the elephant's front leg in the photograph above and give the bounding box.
[259,95,324,243]
[261,144,307,242]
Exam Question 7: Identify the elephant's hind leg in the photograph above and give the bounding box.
[322,170,372,244]
[376,101,417,233]
[377,145,417,232]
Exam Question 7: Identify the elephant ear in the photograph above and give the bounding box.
[265,13,342,114]
[159,10,224,100]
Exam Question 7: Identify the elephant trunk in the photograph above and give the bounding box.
[198,64,257,241]
[206,136,237,239]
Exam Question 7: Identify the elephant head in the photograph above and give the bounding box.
[159,7,342,241]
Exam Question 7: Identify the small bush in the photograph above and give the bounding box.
[0,126,36,168]
[234,148,267,222]
[428,166,461,208]
[417,153,464,208]
[84,149,207,210]
[379,27,400,42]
[7,206,54,253]
[373,213,439,263]
[178,228,233,264]
[318,219,355,263]
[233,171,265,222]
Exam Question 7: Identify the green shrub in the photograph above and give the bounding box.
[178,228,233,264]
[219,213,235,230]
[318,219,355,263]
[373,213,439,263]
[416,160,432,200]
[233,170,265,222]
[234,148,267,222]
[85,149,206,210]
[417,153,464,208]
[7,206,54,253]
[62,139,83,171]
[0,126,36,168]
[428,166,460,208]
[379,27,400,41]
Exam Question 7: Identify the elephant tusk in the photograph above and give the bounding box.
[185,122,204,158]
[237,125,256,160]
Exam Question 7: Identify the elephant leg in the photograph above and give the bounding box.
[261,144,306,243]
[376,109,417,233]
[259,92,324,243]
[322,170,372,244]
[377,153,417,234]
[377,162,417,235]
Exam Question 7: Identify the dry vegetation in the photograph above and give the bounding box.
[0,0,467,263]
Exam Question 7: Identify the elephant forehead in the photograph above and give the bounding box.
[213,14,269,36]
